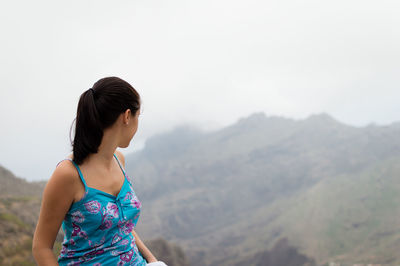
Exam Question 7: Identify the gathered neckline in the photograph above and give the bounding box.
[86,177,127,199]
[69,177,129,211]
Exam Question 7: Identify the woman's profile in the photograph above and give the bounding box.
[32,77,167,266]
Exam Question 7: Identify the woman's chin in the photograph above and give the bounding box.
[119,142,130,149]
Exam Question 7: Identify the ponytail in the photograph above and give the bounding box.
[70,77,140,165]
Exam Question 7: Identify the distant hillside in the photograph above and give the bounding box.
[0,165,45,197]
[2,111,399,265]
[0,165,44,265]
[126,112,400,266]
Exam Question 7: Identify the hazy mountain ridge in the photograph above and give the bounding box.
[0,165,44,265]
[1,111,399,265]
[0,165,46,197]
[127,112,400,266]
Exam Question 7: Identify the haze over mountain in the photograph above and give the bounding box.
[1,111,400,265]
[126,112,400,266]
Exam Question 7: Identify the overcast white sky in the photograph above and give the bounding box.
[1,0,400,181]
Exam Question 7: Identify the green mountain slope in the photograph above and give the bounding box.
[0,166,45,265]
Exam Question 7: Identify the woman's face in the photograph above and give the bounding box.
[128,108,140,139]
[120,108,140,148]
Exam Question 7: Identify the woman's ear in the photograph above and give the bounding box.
[123,109,131,125]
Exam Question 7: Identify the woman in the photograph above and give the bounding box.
[32,77,166,266]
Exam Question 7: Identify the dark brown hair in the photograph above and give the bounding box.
[70,77,140,165]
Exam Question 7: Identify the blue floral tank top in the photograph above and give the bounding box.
[57,154,147,265]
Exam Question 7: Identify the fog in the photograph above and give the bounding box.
[1,0,399,181]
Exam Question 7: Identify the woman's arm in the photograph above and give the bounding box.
[32,161,80,265]
[132,229,158,263]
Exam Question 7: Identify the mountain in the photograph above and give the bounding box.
[126,112,400,266]
[0,165,45,265]
[0,164,45,197]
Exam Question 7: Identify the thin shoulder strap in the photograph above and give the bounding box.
[113,153,127,178]
[56,158,88,189]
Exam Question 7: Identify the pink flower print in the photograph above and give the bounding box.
[67,261,81,266]
[133,243,139,253]
[118,220,135,235]
[67,250,75,258]
[72,223,88,239]
[133,212,140,223]
[112,250,125,256]
[132,200,141,209]
[124,192,141,209]
[120,249,134,262]
[69,239,75,245]
[60,245,67,255]
[89,237,106,248]
[82,240,106,261]
[79,231,88,239]
[71,223,81,237]
[112,234,123,245]
[93,264,102,266]
[129,235,135,248]
[59,242,74,258]
[124,191,133,201]
[120,239,129,245]
[98,210,114,230]
[99,220,112,230]
[84,200,101,214]
[82,248,104,262]
[106,202,119,218]
[117,261,125,266]
[71,210,85,223]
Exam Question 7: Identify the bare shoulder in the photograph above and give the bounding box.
[54,158,78,180]
[44,159,80,202]
[114,150,126,168]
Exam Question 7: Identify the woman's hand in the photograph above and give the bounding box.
[147,261,168,266]
[131,229,159,263]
